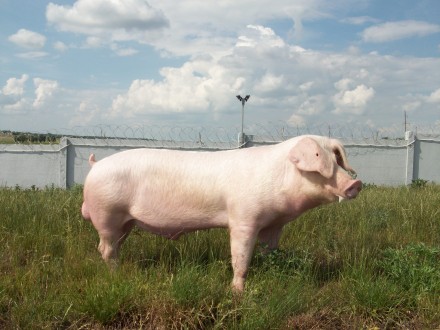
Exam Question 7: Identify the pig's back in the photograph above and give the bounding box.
[84,148,236,206]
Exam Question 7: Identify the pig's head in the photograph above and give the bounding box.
[288,136,362,204]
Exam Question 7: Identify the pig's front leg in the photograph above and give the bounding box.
[229,225,259,292]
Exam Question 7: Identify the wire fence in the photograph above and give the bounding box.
[2,122,440,150]
[2,123,440,188]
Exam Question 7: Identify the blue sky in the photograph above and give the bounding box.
[1,0,439,134]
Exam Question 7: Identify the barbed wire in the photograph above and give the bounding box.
[2,122,440,150]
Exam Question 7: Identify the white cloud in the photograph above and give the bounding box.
[245,25,285,48]
[104,22,440,127]
[255,73,284,93]
[287,114,306,127]
[33,78,59,108]
[8,29,46,49]
[84,36,105,48]
[44,0,354,58]
[403,100,422,112]
[0,75,30,113]
[46,0,169,40]
[341,16,381,25]
[5,1,437,130]
[70,101,100,126]
[53,41,68,52]
[1,76,59,113]
[110,24,289,117]
[299,81,314,92]
[362,20,440,43]
[110,58,236,116]
[2,98,30,113]
[110,43,139,56]
[298,95,326,115]
[17,51,49,59]
[333,81,375,114]
[427,88,440,103]
[1,74,29,96]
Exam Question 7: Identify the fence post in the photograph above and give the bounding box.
[59,137,68,188]
[405,131,415,185]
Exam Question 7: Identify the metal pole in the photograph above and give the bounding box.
[241,101,244,144]
[236,95,250,147]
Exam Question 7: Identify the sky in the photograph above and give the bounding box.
[1,0,439,134]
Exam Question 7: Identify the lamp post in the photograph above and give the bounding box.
[236,94,250,146]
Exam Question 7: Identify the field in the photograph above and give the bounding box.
[1,185,439,329]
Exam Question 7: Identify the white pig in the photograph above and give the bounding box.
[81,135,362,292]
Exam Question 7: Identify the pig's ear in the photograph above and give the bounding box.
[289,137,334,179]
[332,143,355,175]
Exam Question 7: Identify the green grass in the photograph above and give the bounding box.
[1,185,439,329]
[0,135,14,144]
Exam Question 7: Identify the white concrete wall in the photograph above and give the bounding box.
[1,135,439,188]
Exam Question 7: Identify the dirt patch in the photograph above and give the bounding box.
[285,309,425,330]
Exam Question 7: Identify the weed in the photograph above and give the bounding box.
[377,243,440,294]
[410,179,429,188]
[1,186,440,328]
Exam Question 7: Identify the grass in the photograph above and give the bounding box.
[1,184,439,329]
[0,135,14,144]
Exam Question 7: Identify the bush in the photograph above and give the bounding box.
[410,179,429,188]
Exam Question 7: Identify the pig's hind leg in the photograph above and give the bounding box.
[92,214,135,266]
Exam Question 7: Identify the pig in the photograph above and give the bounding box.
[81,135,362,292]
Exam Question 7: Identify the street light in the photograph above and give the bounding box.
[236,94,250,146]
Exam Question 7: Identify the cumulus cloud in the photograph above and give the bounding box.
[427,88,440,103]
[333,79,375,114]
[238,25,285,49]
[403,100,422,112]
[105,22,440,127]
[70,100,100,126]
[111,58,237,116]
[297,95,326,116]
[1,75,60,113]
[6,1,436,129]
[110,25,290,117]
[8,29,46,49]
[33,78,59,108]
[46,0,169,40]
[254,73,285,93]
[0,75,30,113]
[287,114,306,127]
[362,20,440,43]
[53,41,68,52]
[1,74,29,96]
[44,0,353,58]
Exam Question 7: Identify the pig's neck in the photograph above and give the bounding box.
[280,178,332,218]
[287,194,325,217]
[278,165,327,217]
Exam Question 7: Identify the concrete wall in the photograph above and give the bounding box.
[344,144,409,186]
[1,134,439,189]
[413,139,440,183]
[0,144,63,188]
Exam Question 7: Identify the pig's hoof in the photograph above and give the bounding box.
[231,280,245,296]
[104,259,119,271]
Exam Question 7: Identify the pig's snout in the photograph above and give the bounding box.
[344,179,362,200]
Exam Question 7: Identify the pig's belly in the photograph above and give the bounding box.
[130,210,229,240]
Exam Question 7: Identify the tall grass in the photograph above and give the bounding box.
[0,184,439,329]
